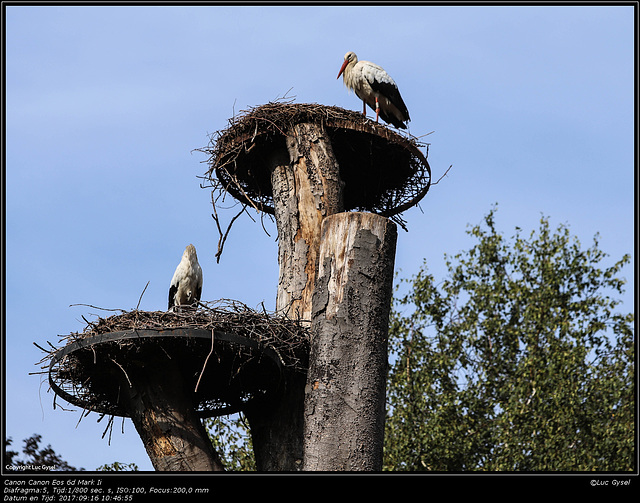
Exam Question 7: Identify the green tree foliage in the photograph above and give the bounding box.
[96,461,139,471]
[5,434,83,472]
[205,413,255,471]
[384,208,634,471]
[5,434,141,472]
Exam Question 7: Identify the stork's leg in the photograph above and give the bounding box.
[375,97,380,123]
[362,100,367,117]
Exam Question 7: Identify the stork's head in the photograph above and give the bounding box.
[185,244,198,260]
[337,51,358,79]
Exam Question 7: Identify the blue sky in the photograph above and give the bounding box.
[4,4,635,471]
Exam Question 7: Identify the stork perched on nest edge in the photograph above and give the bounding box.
[337,51,410,129]
[168,244,203,310]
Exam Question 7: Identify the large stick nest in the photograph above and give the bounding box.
[197,101,431,232]
[35,300,310,423]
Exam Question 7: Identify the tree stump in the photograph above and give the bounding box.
[303,212,397,471]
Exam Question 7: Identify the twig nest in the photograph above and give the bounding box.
[39,301,309,419]
[200,102,431,222]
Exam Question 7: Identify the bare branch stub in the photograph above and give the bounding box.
[197,102,432,231]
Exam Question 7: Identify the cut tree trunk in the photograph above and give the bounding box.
[115,354,225,472]
[303,212,397,471]
[244,122,344,471]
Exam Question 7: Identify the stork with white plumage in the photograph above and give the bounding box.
[168,244,203,310]
[337,51,410,129]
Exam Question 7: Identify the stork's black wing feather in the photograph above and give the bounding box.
[168,284,177,309]
[379,109,407,129]
[367,77,410,122]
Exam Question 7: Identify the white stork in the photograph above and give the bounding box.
[337,51,410,129]
[168,244,203,310]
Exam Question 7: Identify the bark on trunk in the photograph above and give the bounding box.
[270,122,344,323]
[115,355,225,472]
[243,370,306,471]
[303,212,397,471]
[245,122,343,471]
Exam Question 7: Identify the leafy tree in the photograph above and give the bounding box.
[5,434,141,472]
[96,461,139,471]
[5,434,83,472]
[383,208,634,471]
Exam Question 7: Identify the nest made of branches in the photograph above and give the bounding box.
[197,101,432,236]
[35,300,310,422]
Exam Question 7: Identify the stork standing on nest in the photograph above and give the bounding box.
[168,244,203,309]
[337,51,410,129]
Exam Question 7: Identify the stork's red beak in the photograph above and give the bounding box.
[337,59,349,79]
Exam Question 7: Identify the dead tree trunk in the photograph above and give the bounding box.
[243,370,307,471]
[303,212,397,471]
[245,122,343,471]
[271,122,344,323]
[116,355,225,472]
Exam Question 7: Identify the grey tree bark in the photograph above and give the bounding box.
[245,122,343,471]
[243,371,307,471]
[303,212,397,471]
